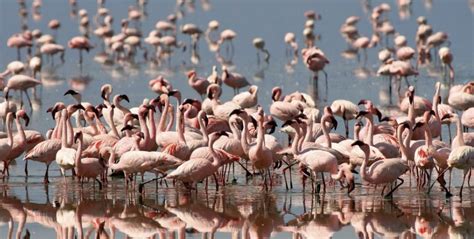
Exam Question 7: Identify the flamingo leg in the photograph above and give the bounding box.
[460,169,469,200]
[138,174,167,193]
[384,177,404,198]
[44,164,50,184]
[24,160,28,176]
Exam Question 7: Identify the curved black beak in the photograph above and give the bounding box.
[119,94,130,103]
[64,89,78,96]
[330,116,338,130]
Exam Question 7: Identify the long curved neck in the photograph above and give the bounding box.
[95,115,108,135]
[240,117,250,154]
[75,136,83,169]
[432,85,441,121]
[6,114,13,147]
[304,117,313,142]
[397,126,409,160]
[108,107,119,138]
[157,98,169,132]
[165,106,175,131]
[256,119,265,152]
[360,150,369,180]
[83,112,98,134]
[229,121,240,140]
[114,98,129,115]
[424,124,433,148]
[208,136,220,167]
[454,116,465,147]
[53,113,62,139]
[107,149,117,169]
[366,115,374,146]
[138,112,150,146]
[321,116,331,148]
[62,113,68,148]
[148,109,156,141]
[292,125,302,156]
[177,111,186,144]
[408,99,415,124]
[66,114,74,147]
[198,114,209,143]
[15,117,26,146]
[354,127,360,141]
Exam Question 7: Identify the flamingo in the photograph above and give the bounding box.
[207,65,221,85]
[166,131,238,191]
[73,131,105,189]
[55,109,76,178]
[221,66,250,94]
[431,113,474,198]
[232,85,258,109]
[302,47,329,82]
[3,110,29,174]
[187,70,209,98]
[68,36,94,64]
[448,82,474,111]
[439,47,454,81]
[0,112,15,175]
[461,107,474,131]
[330,99,359,138]
[149,75,172,94]
[5,74,42,108]
[269,87,305,122]
[351,139,409,198]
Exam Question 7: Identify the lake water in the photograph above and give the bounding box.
[0,0,473,238]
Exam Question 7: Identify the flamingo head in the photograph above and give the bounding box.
[351,140,370,155]
[121,124,135,132]
[16,110,30,126]
[271,87,282,101]
[118,94,130,103]
[186,70,196,79]
[74,131,83,143]
[100,84,112,100]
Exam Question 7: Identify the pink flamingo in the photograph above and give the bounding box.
[269,87,304,122]
[461,107,474,131]
[330,100,359,138]
[166,131,238,191]
[24,111,62,183]
[448,82,474,111]
[431,113,474,198]
[0,113,15,175]
[232,85,258,109]
[7,33,32,60]
[351,139,409,198]
[149,75,172,94]
[302,47,329,82]
[40,43,65,63]
[3,110,29,175]
[73,131,106,189]
[68,36,94,64]
[5,74,42,108]
[222,66,250,94]
[439,47,454,81]
[187,70,209,98]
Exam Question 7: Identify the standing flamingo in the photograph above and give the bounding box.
[68,36,94,64]
[351,139,409,198]
[73,131,105,189]
[5,74,42,108]
[55,109,76,178]
[0,113,15,175]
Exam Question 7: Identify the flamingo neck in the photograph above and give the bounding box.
[66,114,74,147]
[360,149,369,181]
[138,112,150,147]
[256,119,265,152]
[208,136,220,167]
[157,98,169,132]
[454,116,465,147]
[354,127,360,141]
[397,125,409,161]
[61,113,68,148]
[366,115,374,146]
[408,99,415,124]
[198,114,209,143]
[75,136,83,170]
[83,112,98,135]
[304,117,313,142]
[321,116,332,148]
[15,117,26,146]
[240,117,250,155]
[177,111,186,144]
[107,149,117,169]
[52,113,62,139]
[148,109,156,141]
[6,114,13,147]
[165,106,175,131]
[292,125,301,156]
[114,98,129,115]
[108,107,119,138]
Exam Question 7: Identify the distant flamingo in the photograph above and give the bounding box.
[187,70,209,98]
[68,36,94,64]
[222,66,250,94]
[330,100,359,138]
[438,47,454,81]
[149,75,172,94]
[5,74,42,108]
[302,47,329,82]
[232,85,258,108]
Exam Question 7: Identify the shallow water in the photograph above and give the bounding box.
[0,0,473,238]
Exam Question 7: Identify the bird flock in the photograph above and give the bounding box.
[0,0,473,207]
